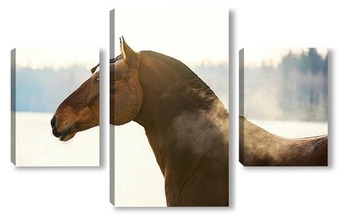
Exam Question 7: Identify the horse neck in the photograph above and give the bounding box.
[134,54,225,127]
[133,56,228,176]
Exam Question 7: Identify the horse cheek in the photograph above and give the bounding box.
[87,96,100,127]
[112,81,143,125]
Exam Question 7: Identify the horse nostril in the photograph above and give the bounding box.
[51,116,56,129]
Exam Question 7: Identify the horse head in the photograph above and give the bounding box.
[110,37,143,125]
[51,65,100,141]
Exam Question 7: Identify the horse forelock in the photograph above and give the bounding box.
[91,55,123,74]
[111,54,123,64]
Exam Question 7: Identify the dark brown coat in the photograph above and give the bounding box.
[240,115,327,166]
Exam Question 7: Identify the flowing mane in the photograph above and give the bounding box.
[138,51,222,114]
[140,51,200,80]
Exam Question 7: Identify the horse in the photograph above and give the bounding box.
[51,37,229,206]
[239,115,328,166]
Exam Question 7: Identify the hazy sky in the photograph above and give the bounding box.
[114,8,228,66]
[15,48,99,70]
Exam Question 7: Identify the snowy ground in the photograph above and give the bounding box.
[114,122,166,207]
[14,112,100,167]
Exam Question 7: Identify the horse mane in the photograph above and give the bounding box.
[140,51,198,80]
[139,51,220,106]
[91,55,123,73]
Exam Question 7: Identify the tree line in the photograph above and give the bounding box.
[243,48,328,121]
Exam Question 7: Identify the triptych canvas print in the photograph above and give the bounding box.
[10,8,328,207]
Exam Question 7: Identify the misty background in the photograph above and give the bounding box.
[15,65,91,112]
[241,48,328,122]
[192,62,229,109]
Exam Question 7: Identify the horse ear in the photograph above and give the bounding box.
[120,37,139,66]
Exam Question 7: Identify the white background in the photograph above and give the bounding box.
[0,0,348,213]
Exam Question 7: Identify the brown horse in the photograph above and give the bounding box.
[239,115,328,166]
[51,38,229,206]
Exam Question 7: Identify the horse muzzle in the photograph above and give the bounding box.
[51,116,76,141]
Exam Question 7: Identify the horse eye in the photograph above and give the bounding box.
[94,77,100,84]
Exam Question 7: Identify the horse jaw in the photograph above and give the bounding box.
[51,106,78,142]
[55,125,76,141]
[52,105,99,142]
